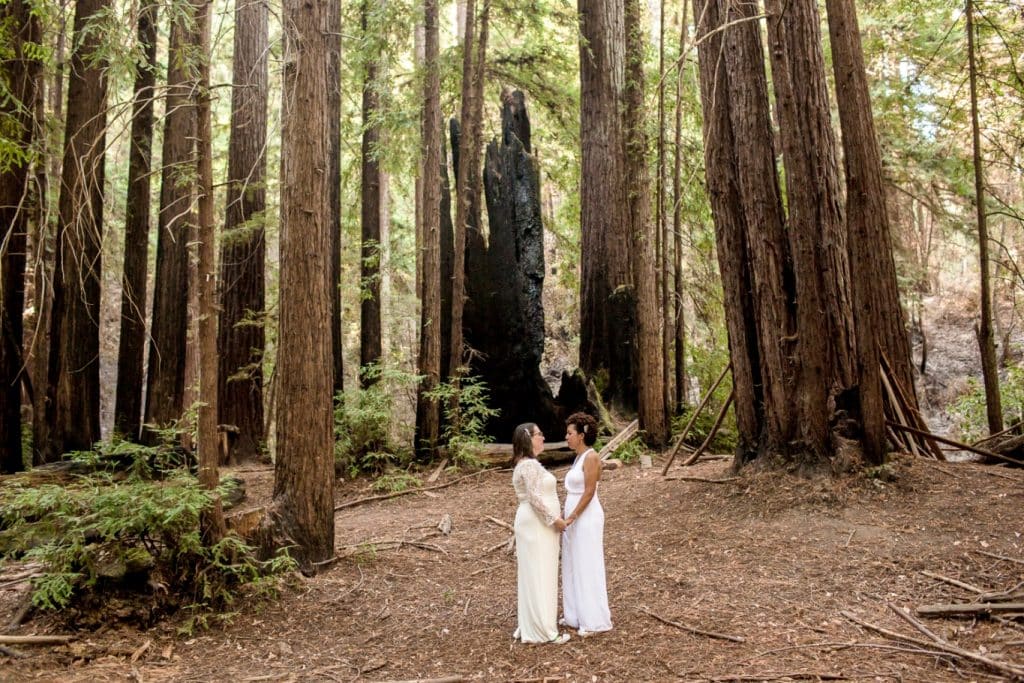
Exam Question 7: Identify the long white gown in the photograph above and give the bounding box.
[512,457,561,643]
[561,448,612,633]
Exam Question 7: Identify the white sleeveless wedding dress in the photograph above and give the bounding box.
[561,449,612,633]
[512,458,561,643]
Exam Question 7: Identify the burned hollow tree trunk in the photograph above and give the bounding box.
[467,89,561,438]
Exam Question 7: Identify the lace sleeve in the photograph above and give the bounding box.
[519,460,557,526]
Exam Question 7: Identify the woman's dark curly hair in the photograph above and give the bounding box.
[565,412,598,446]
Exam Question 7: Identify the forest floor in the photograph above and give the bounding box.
[3,452,1024,682]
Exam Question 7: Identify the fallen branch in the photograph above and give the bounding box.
[484,515,513,531]
[370,676,464,683]
[482,536,514,555]
[639,606,745,643]
[920,571,986,594]
[663,476,738,484]
[680,390,735,467]
[973,420,1024,447]
[662,362,732,474]
[887,603,945,644]
[841,609,1024,678]
[0,634,75,645]
[974,550,1024,566]
[916,601,1024,617]
[334,469,505,512]
[468,563,502,577]
[886,422,1023,466]
[700,674,847,682]
[599,420,639,460]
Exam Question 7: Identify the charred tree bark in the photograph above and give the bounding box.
[765,0,854,461]
[46,0,110,459]
[114,1,158,442]
[827,0,914,463]
[415,0,443,457]
[471,90,561,438]
[218,0,268,462]
[578,0,635,412]
[0,0,41,472]
[359,0,383,382]
[145,5,199,441]
[692,0,761,459]
[624,0,668,446]
[265,0,335,568]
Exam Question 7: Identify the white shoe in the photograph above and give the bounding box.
[549,632,570,644]
[512,627,520,640]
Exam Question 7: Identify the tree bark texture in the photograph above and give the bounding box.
[415,0,442,457]
[359,0,383,381]
[672,6,687,413]
[218,0,268,462]
[826,0,915,463]
[623,0,668,446]
[114,1,159,442]
[449,0,476,379]
[469,90,563,438]
[440,135,454,385]
[0,0,41,472]
[578,0,636,412]
[268,0,336,568]
[46,0,110,459]
[692,0,762,458]
[145,6,199,440]
[965,0,1003,434]
[328,0,344,397]
[721,0,797,455]
[765,0,854,459]
[195,0,225,541]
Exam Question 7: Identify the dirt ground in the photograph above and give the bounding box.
[3,452,1024,682]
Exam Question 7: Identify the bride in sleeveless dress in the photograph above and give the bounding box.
[511,423,570,644]
[561,412,613,635]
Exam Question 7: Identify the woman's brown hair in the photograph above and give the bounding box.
[565,412,598,446]
[512,422,539,464]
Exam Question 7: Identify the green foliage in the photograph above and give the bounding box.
[425,374,499,468]
[334,364,420,476]
[949,365,1024,442]
[0,442,294,621]
[610,436,646,464]
[371,471,422,494]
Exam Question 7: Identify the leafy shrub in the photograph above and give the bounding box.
[425,374,499,467]
[0,444,294,625]
[371,472,423,494]
[949,364,1024,442]
[334,364,420,476]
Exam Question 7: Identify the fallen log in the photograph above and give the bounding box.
[916,602,1024,618]
[598,420,639,460]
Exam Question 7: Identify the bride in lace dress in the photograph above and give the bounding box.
[561,412,613,635]
[511,423,570,644]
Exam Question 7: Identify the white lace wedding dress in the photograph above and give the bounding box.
[561,448,612,633]
[512,457,561,643]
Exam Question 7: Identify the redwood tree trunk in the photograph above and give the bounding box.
[765,0,853,461]
[267,0,335,568]
[0,0,41,472]
[692,0,762,458]
[359,0,383,382]
[196,0,225,541]
[722,0,797,455]
[827,0,915,463]
[328,0,344,397]
[46,0,110,459]
[114,0,158,442]
[145,6,199,440]
[624,0,667,446]
[415,0,442,457]
[218,0,268,461]
[578,0,635,412]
